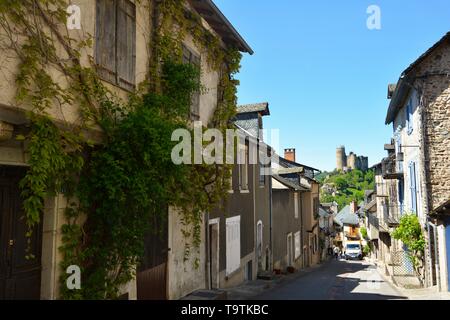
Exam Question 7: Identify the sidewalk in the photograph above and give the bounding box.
[374,260,450,300]
[182,260,329,300]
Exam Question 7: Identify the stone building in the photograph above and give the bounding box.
[0,0,253,300]
[206,102,271,292]
[384,32,450,292]
[271,150,321,271]
[336,146,369,171]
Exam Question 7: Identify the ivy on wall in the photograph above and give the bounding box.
[0,0,241,299]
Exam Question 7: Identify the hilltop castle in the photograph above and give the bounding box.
[336,146,368,171]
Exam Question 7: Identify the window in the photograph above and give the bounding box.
[294,231,301,259]
[313,197,319,219]
[95,0,136,91]
[226,216,241,275]
[409,161,417,214]
[259,165,266,186]
[239,142,249,191]
[406,97,414,135]
[294,193,299,219]
[182,45,201,120]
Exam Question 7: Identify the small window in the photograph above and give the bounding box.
[95,0,136,91]
[259,165,266,186]
[313,197,319,219]
[239,142,249,191]
[407,97,414,135]
[182,45,201,120]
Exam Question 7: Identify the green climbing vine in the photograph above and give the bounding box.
[391,214,426,280]
[0,0,241,299]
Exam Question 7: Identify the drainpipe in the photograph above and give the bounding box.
[269,170,273,272]
[428,220,441,291]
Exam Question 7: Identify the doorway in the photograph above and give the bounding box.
[256,221,263,270]
[287,233,293,267]
[208,219,219,289]
[446,218,450,292]
[0,166,42,299]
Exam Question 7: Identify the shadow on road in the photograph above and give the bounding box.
[254,260,408,300]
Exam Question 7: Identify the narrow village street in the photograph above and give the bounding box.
[256,260,406,300]
[1,0,450,306]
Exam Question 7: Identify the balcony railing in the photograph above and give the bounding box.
[382,156,403,180]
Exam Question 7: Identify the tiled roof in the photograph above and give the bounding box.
[335,205,360,226]
[319,207,330,218]
[188,0,253,54]
[272,174,308,191]
[237,102,270,116]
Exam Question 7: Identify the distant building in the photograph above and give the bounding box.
[336,146,368,171]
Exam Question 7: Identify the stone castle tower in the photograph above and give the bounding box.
[336,146,368,171]
[336,146,347,171]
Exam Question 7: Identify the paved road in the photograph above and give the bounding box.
[256,259,407,300]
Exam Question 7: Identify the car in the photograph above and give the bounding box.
[344,242,363,260]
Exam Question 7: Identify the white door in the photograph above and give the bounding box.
[287,233,293,266]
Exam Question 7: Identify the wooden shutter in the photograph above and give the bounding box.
[409,162,417,213]
[226,216,241,275]
[117,0,136,91]
[95,0,117,83]
[182,45,201,119]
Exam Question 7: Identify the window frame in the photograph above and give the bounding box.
[239,141,249,191]
[95,0,136,91]
[182,44,201,120]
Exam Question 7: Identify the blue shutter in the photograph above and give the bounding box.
[409,162,417,214]
[407,98,413,135]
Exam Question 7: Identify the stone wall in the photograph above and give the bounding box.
[414,42,450,211]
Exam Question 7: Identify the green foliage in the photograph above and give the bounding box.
[392,214,425,272]
[320,169,375,210]
[363,244,371,256]
[1,0,241,299]
[360,227,368,239]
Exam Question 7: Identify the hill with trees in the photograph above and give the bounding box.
[317,169,375,210]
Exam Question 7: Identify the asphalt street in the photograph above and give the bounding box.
[256,259,408,300]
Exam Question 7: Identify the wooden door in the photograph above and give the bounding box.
[137,209,168,300]
[0,166,42,300]
[446,218,450,292]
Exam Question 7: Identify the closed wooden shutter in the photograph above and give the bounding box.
[95,0,135,90]
[117,0,136,91]
[226,216,241,275]
[182,45,201,119]
[409,162,417,214]
[95,0,117,83]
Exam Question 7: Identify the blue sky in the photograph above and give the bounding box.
[214,0,450,171]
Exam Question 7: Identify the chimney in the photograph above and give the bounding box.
[350,201,358,214]
[284,148,296,162]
